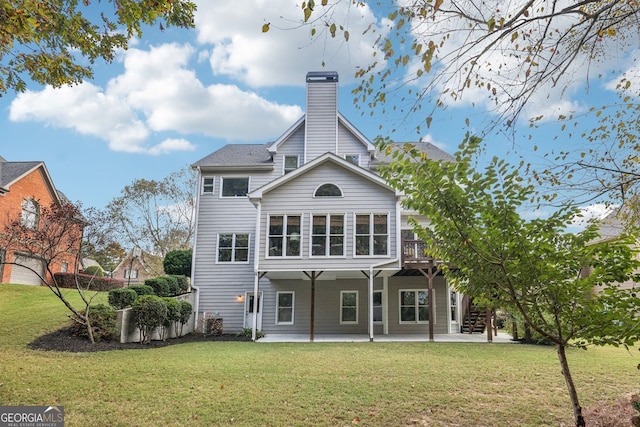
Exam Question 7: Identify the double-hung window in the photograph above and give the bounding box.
[340,291,358,324]
[221,177,249,197]
[399,290,432,323]
[276,291,295,324]
[311,214,344,256]
[21,199,39,229]
[217,233,249,263]
[202,177,214,194]
[354,213,389,256]
[268,215,301,257]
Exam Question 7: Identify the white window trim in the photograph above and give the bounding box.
[313,182,344,198]
[398,289,434,324]
[216,233,251,264]
[340,290,359,325]
[124,269,139,279]
[202,177,215,194]
[353,212,390,257]
[309,213,346,258]
[266,214,303,258]
[220,176,250,198]
[276,291,295,325]
[283,155,299,174]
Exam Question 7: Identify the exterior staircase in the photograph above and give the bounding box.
[461,305,487,333]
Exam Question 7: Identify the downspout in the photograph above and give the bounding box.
[251,201,262,341]
[189,166,202,330]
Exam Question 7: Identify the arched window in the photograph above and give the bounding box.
[21,198,39,229]
[314,183,342,197]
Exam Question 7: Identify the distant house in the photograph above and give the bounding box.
[594,204,640,293]
[0,156,84,285]
[190,71,473,341]
[112,248,164,285]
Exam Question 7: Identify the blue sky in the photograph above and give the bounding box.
[1,1,637,225]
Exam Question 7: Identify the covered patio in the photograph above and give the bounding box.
[257,331,516,343]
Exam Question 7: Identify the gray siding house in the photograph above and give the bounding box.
[191,71,464,341]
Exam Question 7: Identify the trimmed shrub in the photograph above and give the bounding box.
[83,265,105,277]
[163,275,180,296]
[177,300,192,336]
[163,250,192,277]
[69,304,116,342]
[144,277,170,297]
[162,298,181,340]
[128,285,154,296]
[54,272,124,291]
[108,288,137,310]
[132,295,167,344]
[169,275,189,294]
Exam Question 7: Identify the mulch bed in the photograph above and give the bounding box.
[28,326,251,353]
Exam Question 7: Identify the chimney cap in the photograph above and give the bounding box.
[306,71,339,82]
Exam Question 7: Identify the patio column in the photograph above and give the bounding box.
[418,259,436,342]
[303,271,322,342]
[251,272,260,341]
[369,267,374,342]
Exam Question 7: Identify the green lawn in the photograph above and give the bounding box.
[0,283,638,426]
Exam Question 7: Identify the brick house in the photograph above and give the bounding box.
[0,155,84,285]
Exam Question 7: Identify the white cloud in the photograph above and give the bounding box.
[9,83,150,153]
[9,42,304,153]
[193,0,387,87]
[148,138,197,155]
[570,203,617,230]
[401,0,638,124]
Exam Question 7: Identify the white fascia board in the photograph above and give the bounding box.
[267,115,306,154]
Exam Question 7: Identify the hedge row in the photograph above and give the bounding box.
[144,275,189,297]
[133,295,192,344]
[54,273,124,291]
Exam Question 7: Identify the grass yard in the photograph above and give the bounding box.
[0,283,638,426]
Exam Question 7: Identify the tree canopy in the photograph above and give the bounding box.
[273,1,640,205]
[101,166,196,257]
[378,135,640,426]
[0,0,196,95]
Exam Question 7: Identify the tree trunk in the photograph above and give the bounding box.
[557,345,585,427]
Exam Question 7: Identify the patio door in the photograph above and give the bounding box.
[244,292,263,330]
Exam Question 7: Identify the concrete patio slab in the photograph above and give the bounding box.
[257,332,516,343]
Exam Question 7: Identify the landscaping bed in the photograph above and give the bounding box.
[28,326,250,353]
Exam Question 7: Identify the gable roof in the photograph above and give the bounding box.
[266,113,376,155]
[0,157,61,203]
[191,143,273,170]
[248,152,401,201]
[372,142,455,166]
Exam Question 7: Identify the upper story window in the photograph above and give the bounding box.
[221,177,249,197]
[311,214,344,256]
[217,233,249,263]
[283,155,299,174]
[268,214,301,257]
[314,183,342,197]
[21,198,39,229]
[344,154,360,166]
[202,177,214,194]
[124,269,139,279]
[355,213,389,256]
